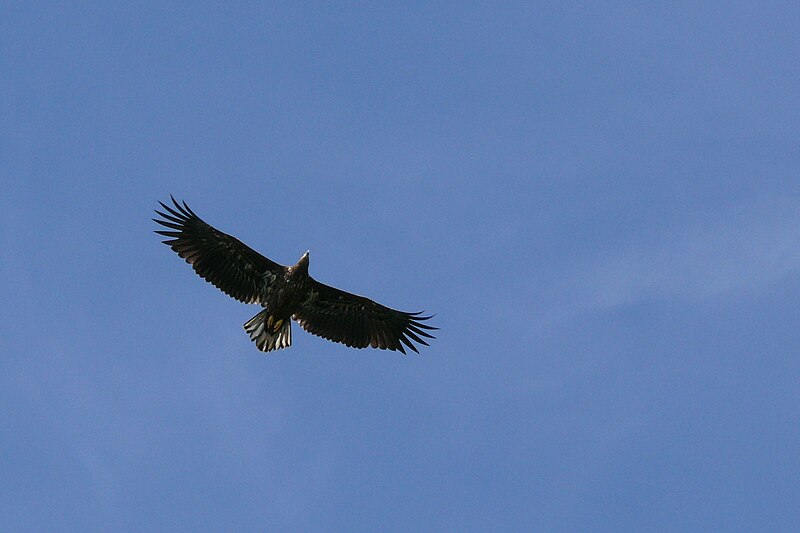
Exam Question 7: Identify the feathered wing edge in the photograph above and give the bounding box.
[294,281,437,354]
[377,310,437,355]
[153,196,285,304]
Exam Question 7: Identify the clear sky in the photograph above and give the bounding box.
[2,2,799,531]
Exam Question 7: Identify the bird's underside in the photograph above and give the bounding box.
[154,196,436,353]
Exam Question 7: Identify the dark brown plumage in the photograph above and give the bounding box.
[154,197,436,353]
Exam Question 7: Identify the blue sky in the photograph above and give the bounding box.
[2,2,799,531]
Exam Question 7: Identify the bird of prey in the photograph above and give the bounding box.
[153,197,436,353]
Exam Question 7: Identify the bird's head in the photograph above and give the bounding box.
[294,250,310,273]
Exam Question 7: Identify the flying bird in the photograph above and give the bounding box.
[153,197,436,353]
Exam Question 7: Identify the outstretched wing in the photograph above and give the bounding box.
[294,279,436,354]
[153,196,285,304]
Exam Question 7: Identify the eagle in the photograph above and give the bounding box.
[153,197,436,353]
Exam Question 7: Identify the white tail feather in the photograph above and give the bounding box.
[243,310,292,352]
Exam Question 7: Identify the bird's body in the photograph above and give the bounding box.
[154,197,436,353]
[242,253,312,351]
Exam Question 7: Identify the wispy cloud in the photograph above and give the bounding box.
[543,196,800,317]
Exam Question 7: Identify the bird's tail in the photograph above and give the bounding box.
[243,310,292,352]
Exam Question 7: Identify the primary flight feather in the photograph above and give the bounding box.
[154,197,436,353]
